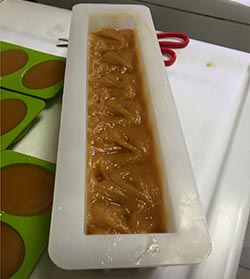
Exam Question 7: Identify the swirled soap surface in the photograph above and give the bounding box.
[87,28,166,234]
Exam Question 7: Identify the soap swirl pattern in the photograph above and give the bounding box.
[87,29,166,234]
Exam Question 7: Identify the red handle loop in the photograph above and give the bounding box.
[157,32,189,48]
[160,48,176,66]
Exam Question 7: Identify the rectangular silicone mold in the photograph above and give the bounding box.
[0,88,45,150]
[49,4,211,270]
[0,150,56,279]
[0,41,65,99]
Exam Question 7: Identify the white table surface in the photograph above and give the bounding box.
[1,0,250,278]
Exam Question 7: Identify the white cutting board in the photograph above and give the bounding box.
[1,0,250,278]
[167,41,250,213]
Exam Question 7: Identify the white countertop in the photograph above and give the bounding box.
[1,0,250,278]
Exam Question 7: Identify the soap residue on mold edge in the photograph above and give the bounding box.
[100,235,122,266]
[135,237,160,265]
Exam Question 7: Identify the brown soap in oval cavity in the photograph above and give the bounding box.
[22,60,65,89]
[1,222,25,279]
[0,99,27,136]
[0,49,29,77]
[1,164,55,216]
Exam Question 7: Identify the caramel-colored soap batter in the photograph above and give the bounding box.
[0,49,28,77]
[0,222,25,279]
[1,164,55,216]
[86,28,166,234]
[0,99,27,136]
[22,60,65,89]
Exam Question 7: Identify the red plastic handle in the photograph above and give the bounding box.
[157,32,189,48]
[160,47,177,66]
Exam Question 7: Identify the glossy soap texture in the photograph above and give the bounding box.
[86,28,166,234]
